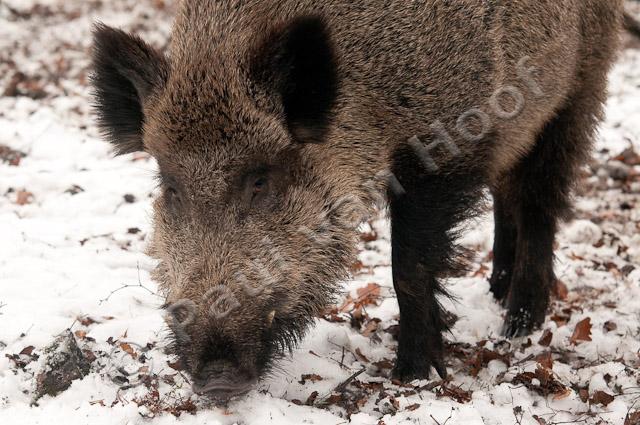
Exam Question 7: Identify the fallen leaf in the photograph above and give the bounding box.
[625,411,640,425]
[570,318,592,344]
[15,190,33,205]
[167,360,183,370]
[373,359,394,370]
[437,384,472,404]
[603,321,617,333]
[74,330,87,339]
[119,342,137,359]
[553,387,572,401]
[305,391,318,406]
[406,403,420,411]
[356,283,381,307]
[578,388,589,403]
[538,329,553,347]
[550,313,570,328]
[552,279,569,301]
[78,316,97,326]
[361,319,380,337]
[590,390,615,407]
[355,348,369,363]
[360,230,378,242]
[535,351,553,370]
[19,346,35,356]
[299,374,323,385]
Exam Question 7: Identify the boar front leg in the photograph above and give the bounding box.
[389,165,482,382]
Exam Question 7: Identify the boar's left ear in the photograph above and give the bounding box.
[90,23,169,155]
[252,16,339,144]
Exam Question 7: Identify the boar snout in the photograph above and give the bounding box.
[191,359,256,399]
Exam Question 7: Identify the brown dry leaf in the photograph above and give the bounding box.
[570,318,592,344]
[625,411,640,425]
[299,374,323,385]
[535,351,553,370]
[552,279,569,301]
[532,415,548,425]
[361,319,380,337]
[373,359,394,370]
[467,348,510,377]
[552,387,572,401]
[355,348,370,363]
[590,390,615,407]
[550,313,570,328]
[603,321,617,333]
[119,342,137,359]
[437,384,472,404]
[356,283,382,307]
[473,264,489,278]
[406,403,421,411]
[305,391,319,406]
[74,330,87,339]
[538,329,553,347]
[360,230,378,243]
[19,346,35,356]
[79,316,97,326]
[512,366,567,397]
[351,260,365,273]
[15,190,33,205]
[578,388,589,403]
[167,359,183,370]
[0,144,26,166]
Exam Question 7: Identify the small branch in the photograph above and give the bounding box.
[100,263,161,304]
[333,367,366,393]
[430,408,454,425]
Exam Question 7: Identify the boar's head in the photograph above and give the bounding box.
[90,16,377,400]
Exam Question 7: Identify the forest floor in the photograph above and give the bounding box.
[1,1,640,424]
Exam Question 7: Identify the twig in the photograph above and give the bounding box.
[430,408,454,425]
[100,263,160,304]
[333,367,366,393]
[99,282,159,304]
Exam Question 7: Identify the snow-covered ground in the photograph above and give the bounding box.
[1,1,639,424]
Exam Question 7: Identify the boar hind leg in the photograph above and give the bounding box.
[390,164,483,381]
[501,88,603,338]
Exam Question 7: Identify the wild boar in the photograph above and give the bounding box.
[91,0,623,400]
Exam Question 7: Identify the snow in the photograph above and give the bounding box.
[1,1,639,424]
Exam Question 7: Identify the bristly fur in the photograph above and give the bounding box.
[251,16,340,144]
[91,0,623,396]
[90,23,168,155]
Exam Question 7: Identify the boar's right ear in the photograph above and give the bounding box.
[90,23,168,155]
[252,16,339,144]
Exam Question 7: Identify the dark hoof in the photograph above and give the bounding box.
[489,268,511,304]
[501,310,542,338]
[392,353,447,382]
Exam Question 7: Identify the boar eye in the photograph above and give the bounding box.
[248,175,270,207]
[253,177,267,195]
[165,186,182,211]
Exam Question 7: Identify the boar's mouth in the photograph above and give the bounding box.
[191,376,256,400]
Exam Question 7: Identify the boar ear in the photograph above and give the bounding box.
[90,23,168,155]
[253,16,339,144]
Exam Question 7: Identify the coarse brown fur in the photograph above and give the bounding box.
[91,0,623,399]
